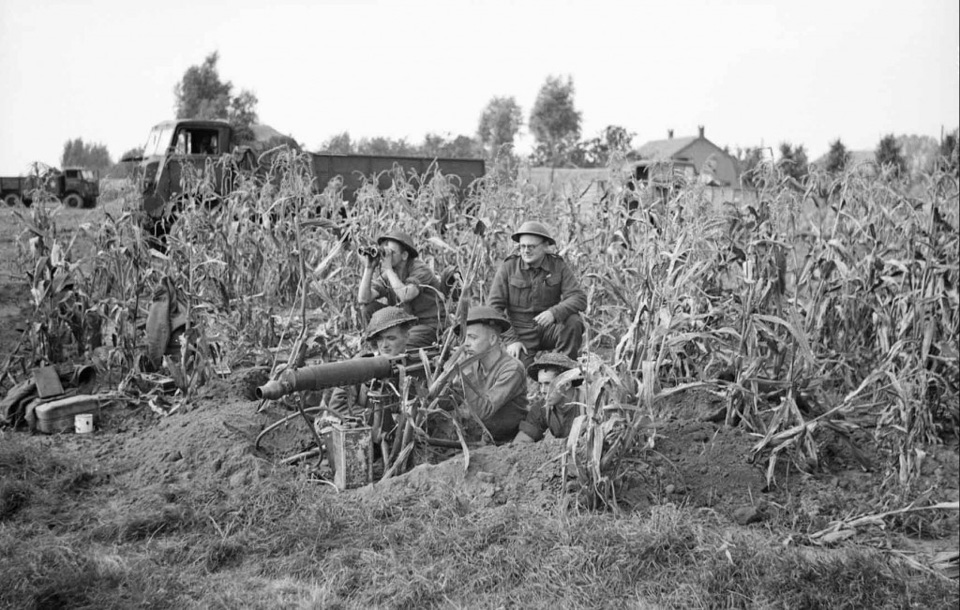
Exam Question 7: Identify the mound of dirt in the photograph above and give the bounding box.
[355,439,568,512]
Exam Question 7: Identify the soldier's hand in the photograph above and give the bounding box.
[506,341,526,360]
[534,310,555,327]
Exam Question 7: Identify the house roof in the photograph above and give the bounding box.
[637,136,698,160]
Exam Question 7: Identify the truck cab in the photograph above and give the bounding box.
[126,119,234,218]
[59,168,101,208]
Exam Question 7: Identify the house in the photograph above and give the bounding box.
[633,126,740,187]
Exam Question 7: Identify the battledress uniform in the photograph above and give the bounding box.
[451,344,528,443]
[366,258,446,348]
[486,252,587,366]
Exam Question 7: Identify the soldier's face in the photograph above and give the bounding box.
[375,326,409,357]
[381,240,407,269]
[518,236,546,266]
[463,324,497,357]
[536,369,559,397]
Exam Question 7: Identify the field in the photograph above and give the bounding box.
[1,156,958,609]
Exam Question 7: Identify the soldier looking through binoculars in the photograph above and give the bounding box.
[357,229,446,349]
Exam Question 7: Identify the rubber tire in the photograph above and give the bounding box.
[63,193,83,208]
[3,193,21,207]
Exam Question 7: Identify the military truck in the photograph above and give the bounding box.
[1,167,100,207]
[122,119,485,221]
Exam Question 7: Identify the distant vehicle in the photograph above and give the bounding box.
[122,119,485,222]
[1,167,100,208]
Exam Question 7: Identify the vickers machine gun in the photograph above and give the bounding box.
[255,348,446,490]
[255,349,439,401]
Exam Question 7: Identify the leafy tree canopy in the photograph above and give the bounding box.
[318,132,481,159]
[573,125,635,168]
[825,138,850,174]
[875,134,906,175]
[477,96,523,157]
[940,127,959,174]
[529,75,582,167]
[174,51,259,142]
[778,142,809,182]
[735,147,767,188]
[60,138,112,172]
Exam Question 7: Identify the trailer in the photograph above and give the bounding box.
[122,119,485,220]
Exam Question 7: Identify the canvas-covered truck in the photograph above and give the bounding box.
[1,167,100,207]
[122,119,485,222]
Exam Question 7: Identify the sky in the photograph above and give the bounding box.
[1,0,957,173]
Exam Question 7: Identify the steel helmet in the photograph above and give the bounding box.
[511,220,555,246]
[526,352,580,380]
[456,305,512,334]
[377,230,419,258]
[365,306,417,341]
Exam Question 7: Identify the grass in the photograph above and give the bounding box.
[1,431,955,609]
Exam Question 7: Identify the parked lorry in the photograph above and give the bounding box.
[1,167,100,207]
[122,119,486,222]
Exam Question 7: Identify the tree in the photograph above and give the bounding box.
[320,132,355,154]
[575,125,635,167]
[939,127,959,174]
[356,136,417,156]
[421,133,483,159]
[825,138,850,174]
[875,134,906,175]
[529,75,582,167]
[777,142,809,182]
[173,51,259,141]
[477,96,523,157]
[735,147,766,188]
[60,138,112,172]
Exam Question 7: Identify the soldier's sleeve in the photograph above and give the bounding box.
[518,397,548,441]
[548,260,587,323]
[369,274,387,300]
[486,261,519,345]
[327,385,360,418]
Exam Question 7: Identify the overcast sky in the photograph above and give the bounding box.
[1,0,957,173]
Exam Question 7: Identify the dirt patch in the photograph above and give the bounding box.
[355,439,568,514]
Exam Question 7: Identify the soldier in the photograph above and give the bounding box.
[487,220,587,367]
[515,352,585,443]
[358,229,446,349]
[327,306,417,418]
[449,305,528,444]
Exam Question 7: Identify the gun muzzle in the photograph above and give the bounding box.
[255,356,395,400]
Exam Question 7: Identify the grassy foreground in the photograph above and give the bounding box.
[1,433,955,610]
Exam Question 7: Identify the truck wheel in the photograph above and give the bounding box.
[3,193,22,206]
[63,193,83,208]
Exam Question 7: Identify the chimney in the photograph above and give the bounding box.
[698,125,705,138]
[667,129,674,139]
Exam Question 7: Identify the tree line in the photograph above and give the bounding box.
[57,51,960,180]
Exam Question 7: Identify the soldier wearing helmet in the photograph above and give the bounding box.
[515,352,585,443]
[447,305,528,443]
[327,306,418,417]
[486,220,587,367]
[358,229,446,349]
